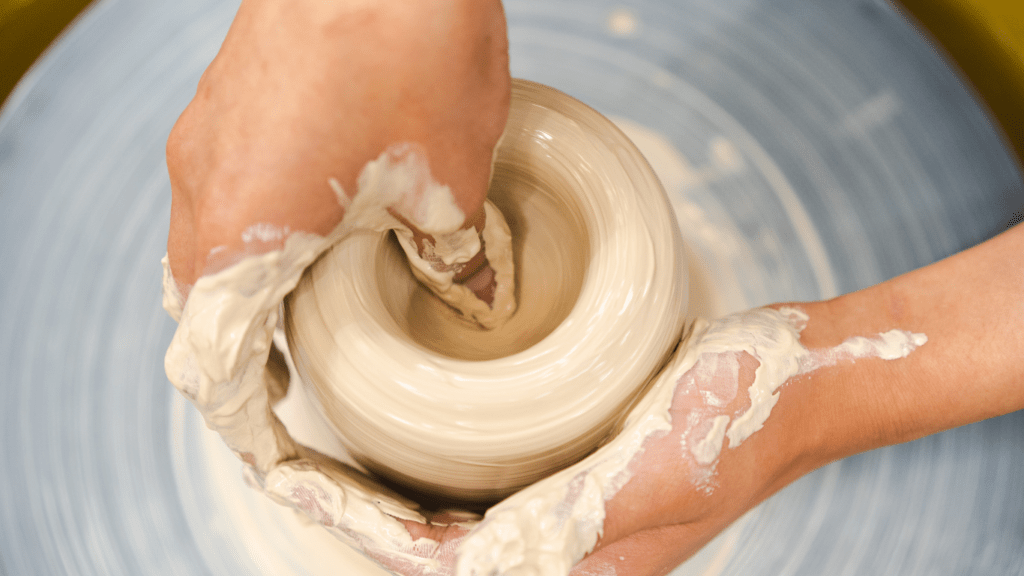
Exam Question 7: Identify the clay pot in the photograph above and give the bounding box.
[285,79,687,503]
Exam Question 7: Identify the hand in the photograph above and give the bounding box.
[570,222,1024,575]
[161,0,512,572]
[165,0,510,296]
[572,349,792,575]
[569,314,821,575]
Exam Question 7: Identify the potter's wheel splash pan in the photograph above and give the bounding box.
[1,0,1021,574]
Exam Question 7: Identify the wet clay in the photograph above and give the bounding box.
[284,80,689,502]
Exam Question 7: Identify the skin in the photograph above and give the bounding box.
[570,222,1024,575]
[167,0,1024,573]
[400,223,1024,576]
[166,0,509,298]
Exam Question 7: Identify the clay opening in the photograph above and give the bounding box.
[376,156,591,361]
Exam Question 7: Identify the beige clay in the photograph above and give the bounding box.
[284,79,689,503]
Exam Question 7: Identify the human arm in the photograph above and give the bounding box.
[793,221,1024,458]
[566,222,1024,575]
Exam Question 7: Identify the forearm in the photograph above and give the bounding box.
[788,223,1024,469]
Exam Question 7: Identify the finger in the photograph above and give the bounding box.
[388,202,486,261]
[264,459,475,576]
[454,258,496,306]
[359,517,470,576]
[395,204,498,306]
[392,199,515,327]
[368,513,480,576]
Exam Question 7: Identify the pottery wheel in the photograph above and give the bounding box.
[1,0,1021,574]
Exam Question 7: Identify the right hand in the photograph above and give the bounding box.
[165,0,511,299]
[161,1,513,572]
